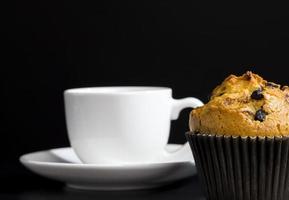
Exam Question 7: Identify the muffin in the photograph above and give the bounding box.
[186,71,289,200]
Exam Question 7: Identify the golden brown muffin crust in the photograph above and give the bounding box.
[190,71,289,137]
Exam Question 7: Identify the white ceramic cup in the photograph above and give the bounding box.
[64,87,203,164]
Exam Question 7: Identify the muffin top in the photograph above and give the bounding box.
[190,71,289,137]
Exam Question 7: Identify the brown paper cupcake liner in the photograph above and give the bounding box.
[186,132,289,200]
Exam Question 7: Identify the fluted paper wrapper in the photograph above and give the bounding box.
[186,132,289,200]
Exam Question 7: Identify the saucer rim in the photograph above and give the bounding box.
[19,144,194,169]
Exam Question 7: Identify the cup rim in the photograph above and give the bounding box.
[64,86,172,95]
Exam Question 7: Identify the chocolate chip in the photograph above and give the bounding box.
[266,82,279,88]
[254,109,267,122]
[251,88,264,100]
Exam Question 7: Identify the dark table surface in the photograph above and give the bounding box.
[0,164,205,200]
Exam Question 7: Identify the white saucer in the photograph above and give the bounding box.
[20,144,196,190]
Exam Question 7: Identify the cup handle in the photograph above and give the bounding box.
[163,97,204,162]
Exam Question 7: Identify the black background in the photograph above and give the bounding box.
[2,0,289,198]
